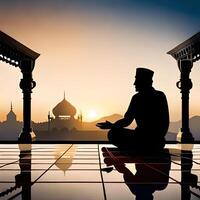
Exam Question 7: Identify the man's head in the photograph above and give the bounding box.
[134,68,154,92]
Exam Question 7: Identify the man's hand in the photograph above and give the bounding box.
[96,121,113,129]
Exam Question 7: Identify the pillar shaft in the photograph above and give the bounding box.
[176,60,194,142]
[18,59,36,142]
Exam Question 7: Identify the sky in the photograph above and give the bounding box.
[0,0,200,122]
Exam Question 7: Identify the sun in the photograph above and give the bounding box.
[87,110,98,121]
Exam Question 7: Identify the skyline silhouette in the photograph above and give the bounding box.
[1,100,200,141]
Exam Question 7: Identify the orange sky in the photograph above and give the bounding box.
[0,2,200,122]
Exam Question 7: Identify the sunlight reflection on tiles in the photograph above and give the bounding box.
[76,144,98,148]
[0,164,20,170]
[38,170,101,182]
[0,160,19,165]
[153,184,181,200]
[103,169,126,182]
[105,183,181,200]
[76,149,98,152]
[51,163,100,170]
[31,183,104,200]
[75,151,98,155]
[105,183,134,200]
[171,163,181,170]
[70,159,99,164]
[168,171,180,182]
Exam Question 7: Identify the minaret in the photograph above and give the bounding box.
[7,101,17,122]
[11,102,13,111]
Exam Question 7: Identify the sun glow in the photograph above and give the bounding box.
[86,110,99,121]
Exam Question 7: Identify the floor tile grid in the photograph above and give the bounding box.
[5,144,74,200]
[100,147,178,180]
[1,145,200,199]
[97,144,108,200]
[0,147,22,199]
[22,144,200,198]
[99,144,198,198]
[98,145,182,200]
[32,144,74,183]
[0,147,20,169]
[165,148,200,191]
[31,144,107,199]
[168,147,200,198]
[0,145,69,199]
[170,150,200,172]
[30,144,105,198]
[0,145,199,164]
[31,144,198,188]
[33,144,102,183]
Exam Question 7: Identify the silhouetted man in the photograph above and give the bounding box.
[97,68,169,152]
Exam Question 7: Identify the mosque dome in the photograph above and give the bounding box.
[52,93,76,117]
[7,103,17,122]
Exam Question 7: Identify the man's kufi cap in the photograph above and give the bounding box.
[135,68,154,81]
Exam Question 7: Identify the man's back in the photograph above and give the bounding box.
[125,87,169,140]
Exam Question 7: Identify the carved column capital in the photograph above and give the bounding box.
[178,59,193,72]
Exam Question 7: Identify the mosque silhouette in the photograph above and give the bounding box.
[0,94,84,140]
[47,93,82,132]
[0,103,22,139]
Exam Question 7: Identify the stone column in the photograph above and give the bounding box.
[18,59,36,142]
[176,60,194,142]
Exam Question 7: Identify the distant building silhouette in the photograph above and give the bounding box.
[0,103,22,139]
[7,102,17,122]
[0,99,106,141]
[47,93,82,131]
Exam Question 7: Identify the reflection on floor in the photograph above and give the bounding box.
[0,144,199,200]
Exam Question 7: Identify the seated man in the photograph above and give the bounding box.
[97,68,169,152]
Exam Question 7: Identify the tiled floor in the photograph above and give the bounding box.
[0,144,199,199]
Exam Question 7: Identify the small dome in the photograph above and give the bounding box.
[7,103,16,121]
[52,95,76,117]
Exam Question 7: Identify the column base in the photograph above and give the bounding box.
[18,131,36,143]
[176,130,194,143]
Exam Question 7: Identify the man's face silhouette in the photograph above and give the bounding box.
[134,79,144,92]
[134,79,152,92]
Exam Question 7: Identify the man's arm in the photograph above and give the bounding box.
[96,121,113,129]
[112,116,133,128]
[96,116,133,129]
[113,95,136,128]
[96,96,136,129]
